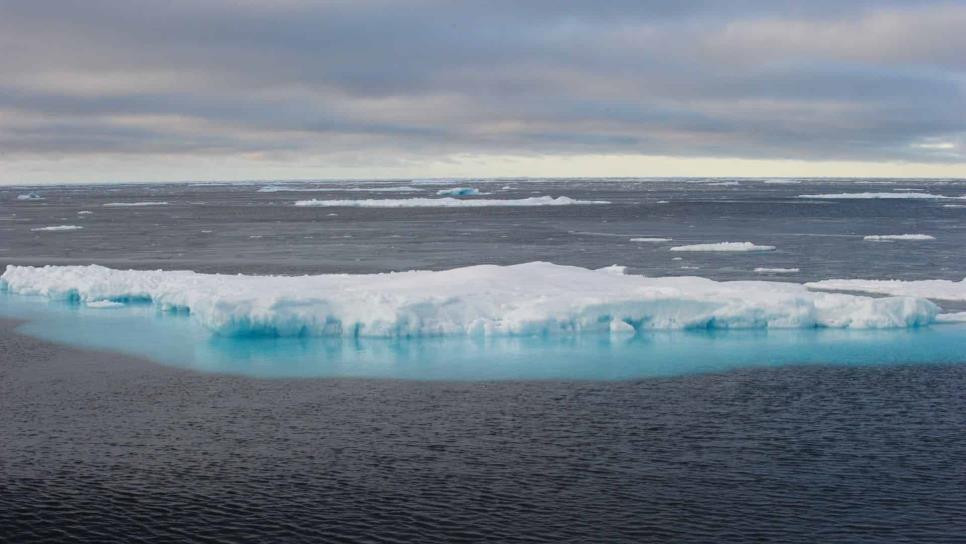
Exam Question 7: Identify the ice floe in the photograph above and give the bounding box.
[30,225,84,232]
[669,242,776,252]
[806,278,966,302]
[436,187,481,196]
[0,262,939,337]
[293,196,609,208]
[863,234,935,241]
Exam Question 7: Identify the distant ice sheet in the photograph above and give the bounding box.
[293,196,609,208]
[670,242,776,252]
[863,234,936,241]
[1,262,939,337]
[30,225,84,232]
[798,192,963,200]
[102,201,169,207]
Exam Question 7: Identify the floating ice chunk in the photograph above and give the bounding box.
[77,211,93,215]
[806,278,966,301]
[863,234,935,241]
[30,225,84,232]
[755,268,800,274]
[0,262,939,338]
[763,179,800,185]
[630,238,672,242]
[798,192,963,200]
[293,196,609,208]
[102,201,169,207]
[670,242,776,252]
[17,192,43,201]
[436,187,481,196]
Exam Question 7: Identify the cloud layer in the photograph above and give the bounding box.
[1,1,964,181]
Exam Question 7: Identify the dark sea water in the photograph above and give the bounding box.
[2,177,966,542]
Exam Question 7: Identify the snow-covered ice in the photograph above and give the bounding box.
[0,262,939,338]
[863,234,935,241]
[669,242,776,252]
[798,192,963,200]
[806,278,966,302]
[30,225,84,232]
[293,196,609,208]
[102,201,169,207]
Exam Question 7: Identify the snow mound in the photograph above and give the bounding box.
[102,201,169,207]
[293,196,608,208]
[670,242,776,252]
[630,238,672,243]
[863,234,935,241]
[798,192,963,200]
[755,268,800,274]
[806,278,966,302]
[0,262,939,338]
[436,187,481,196]
[17,192,43,201]
[30,225,84,232]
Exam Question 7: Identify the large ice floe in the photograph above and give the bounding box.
[0,262,941,338]
[293,196,608,207]
[798,192,964,200]
[807,278,966,302]
[669,242,775,252]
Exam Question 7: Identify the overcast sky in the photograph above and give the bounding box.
[1,0,964,183]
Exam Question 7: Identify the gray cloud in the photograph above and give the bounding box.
[0,0,964,168]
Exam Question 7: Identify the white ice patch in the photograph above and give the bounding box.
[102,201,169,207]
[0,262,939,337]
[670,242,776,252]
[806,278,966,302]
[630,238,672,243]
[762,179,800,185]
[30,225,83,232]
[436,187,481,196]
[798,192,964,200]
[77,211,93,215]
[707,181,740,186]
[863,234,935,241]
[17,193,43,201]
[755,268,800,274]
[293,196,609,208]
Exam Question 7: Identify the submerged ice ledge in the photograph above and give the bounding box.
[0,263,941,338]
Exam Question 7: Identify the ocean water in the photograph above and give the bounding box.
[2,177,966,541]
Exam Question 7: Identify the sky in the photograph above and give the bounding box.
[1,0,964,184]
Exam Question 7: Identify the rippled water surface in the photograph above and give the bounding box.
[2,177,966,542]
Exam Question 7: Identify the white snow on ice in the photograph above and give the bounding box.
[102,201,169,207]
[0,262,939,337]
[669,242,776,252]
[30,225,84,232]
[806,278,966,302]
[863,234,936,241]
[798,192,964,200]
[293,196,608,208]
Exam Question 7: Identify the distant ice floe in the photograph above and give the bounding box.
[630,237,672,242]
[259,185,421,193]
[807,278,966,302]
[293,196,609,208]
[17,192,43,201]
[30,225,83,232]
[755,268,800,274]
[669,242,776,252]
[707,181,740,186]
[102,201,169,207]
[943,204,966,208]
[863,234,936,241]
[436,187,481,196]
[77,211,93,215]
[798,192,964,200]
[762,179,800,185]
[0,262,940,337]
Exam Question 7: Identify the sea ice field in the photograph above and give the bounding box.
[2,177,966,380]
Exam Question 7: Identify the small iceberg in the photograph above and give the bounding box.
[17,192,43,201]
[670,242,775,252]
